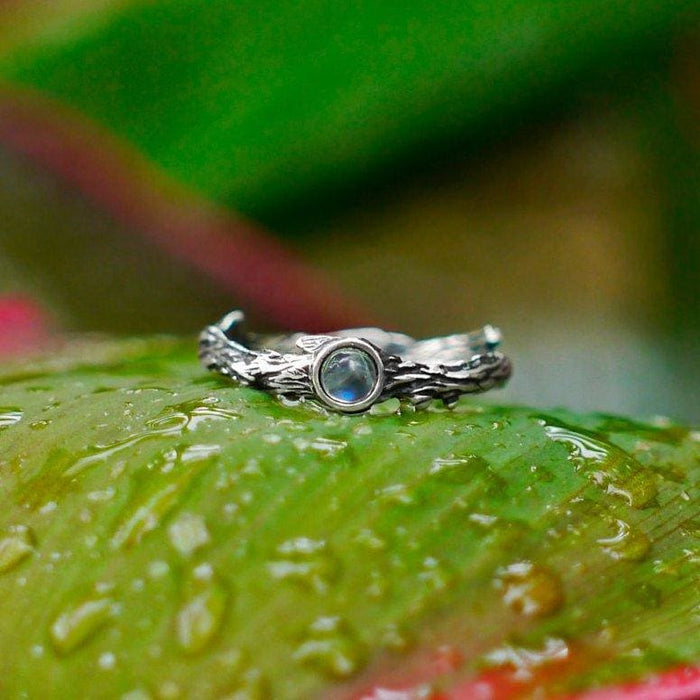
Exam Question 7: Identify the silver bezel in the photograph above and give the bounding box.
[310,338,385,413]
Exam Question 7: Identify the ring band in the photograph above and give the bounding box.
[198,310,512,413]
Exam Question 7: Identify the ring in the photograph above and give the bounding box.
[198,310,512,414]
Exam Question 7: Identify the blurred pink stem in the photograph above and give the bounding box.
[0,85,371,332]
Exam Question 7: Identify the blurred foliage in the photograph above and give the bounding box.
[0,1,697,419]
[0,0,694,224]
[0,338,698,697]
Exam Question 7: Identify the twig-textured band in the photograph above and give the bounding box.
[199,310,512,412]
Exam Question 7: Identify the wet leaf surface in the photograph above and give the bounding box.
[0,338,697,698]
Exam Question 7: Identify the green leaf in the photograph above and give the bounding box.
[0,338,697,697]
[0,0,692,221]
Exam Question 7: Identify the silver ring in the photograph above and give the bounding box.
[198,310,512,414]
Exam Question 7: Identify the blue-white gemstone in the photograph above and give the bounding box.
[319,348,378,404]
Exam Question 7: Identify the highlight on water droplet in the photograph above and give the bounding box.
[50,598,115,655]
[292,616,364,678]
[418,557,453,592]
[168,512,211,558]
[121,689,152,700]
[429,454,489,483]
[0,525,34,574]
[0,407,23,430]
[483,637,569,681]
[375,483,416,506]
[494,561,563,617]
[267,538,337,595]
[541,418,657,508]
[176,580,227,655]
[597,519,651,561]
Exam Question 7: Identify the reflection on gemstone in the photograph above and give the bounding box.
[320,348,378,404]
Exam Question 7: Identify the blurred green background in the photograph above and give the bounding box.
[0,0,697,420]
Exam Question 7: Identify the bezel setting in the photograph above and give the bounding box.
[310,338,385,413]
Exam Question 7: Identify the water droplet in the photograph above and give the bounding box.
[375,484,416,505]
[168,512,210,557]
[157,680,182,699]
[262,433,282,444]
[50,598,114,655]
[87,487,116,502]
[121,690,152,700]
[379,623,411,651]
[369,398,400,416]
[170,397,241,431]
[353,528,386,551]
[468,513,498,528]
[0,526,34,573]
[430,454,489,483]
[112,484,179,549]
[292,616,364,678]
[494,561,563,617]
[64,417,189,477]
[310,437,347,455]
[176,580,227,655]
[267,538,337,595]
[542,419,657,508]
[29,419,51,430]
[98,651,117,670]
[0,407,22,430]
[147,560,171,579]
[366,570,388,599]
[483,637,569,681]
[39,501,57,515]
[418,557,452,592]
[180,444,221,463]
[597,519,651,561]
[219,669,269,699]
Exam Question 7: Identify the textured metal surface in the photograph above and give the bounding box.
[199,310,512,412]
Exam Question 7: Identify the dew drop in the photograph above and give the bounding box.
[267,538,337,595]
[157,680,182,699]
[180,444,221,463]
[50,598,114,655]
[29,419,51,430]
[112,483,180,549]
[168,512,210,558]
[418,557,453,592]
[468,513,499,528]
[353,528,386,551]
[220,668,269,699]
[310,437,347,456]
[0,407,22,430]
[369,398,400,416]
[292,616,364,678]
[429,454,489,483]
[366,570,388,599]
[494,561,563,617]
[121,690,152,700]
[542,419,657,508]
[176,581,227,655]
[380,623,411,651]
[0,526,34,573]
[375,483,415,505]
[484,637,569,681]
[148,560,171,579]
[597,519,651,561]
[98,651,117,670]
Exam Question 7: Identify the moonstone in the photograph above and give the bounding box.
[319,348,378,403]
